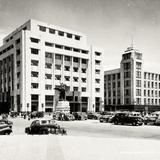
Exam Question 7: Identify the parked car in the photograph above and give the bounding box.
[87,112,100,120]
[25,119,67,135]
[99,112,115,123]
[0,121,12,135]
[10,111,19,118]
[72,112,87,120]
[143,112,160,125]
[30,111,44,119]
[0,119,13,128]
[155,116,160,125]
[112,112,143,126]
[55,112,75,121]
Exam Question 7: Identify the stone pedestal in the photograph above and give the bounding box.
[56,101,70,113]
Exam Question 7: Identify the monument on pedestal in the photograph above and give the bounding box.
[54,83,70,113]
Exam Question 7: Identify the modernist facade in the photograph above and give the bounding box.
[0,19,104,113]
[104,47,160,112]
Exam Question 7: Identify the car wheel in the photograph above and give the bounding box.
[4,132,10,135]
[114,120,118,125]
[132,122,137,126]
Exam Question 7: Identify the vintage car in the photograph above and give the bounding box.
[25,119,67,135]
[87,112,100,120]
[0,121,12,135]
[10,111,19,118]
[0,119,13,128]
[99,112,115,123]
[72,112,87,120]
[55,112,75,121]
[112,112,143,126]
[143,112,160,125]
[30,111,44,119]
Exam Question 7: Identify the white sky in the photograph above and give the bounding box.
[0,0,160,73]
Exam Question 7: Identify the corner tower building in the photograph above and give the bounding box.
[0,19,104,113]
[104,47,160,112]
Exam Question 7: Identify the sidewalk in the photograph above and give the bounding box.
[0,135,160,160]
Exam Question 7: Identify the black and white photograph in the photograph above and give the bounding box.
[0,0,160,160]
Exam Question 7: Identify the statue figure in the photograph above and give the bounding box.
[54,83,68,101]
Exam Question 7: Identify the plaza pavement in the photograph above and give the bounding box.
[0,134,160,160]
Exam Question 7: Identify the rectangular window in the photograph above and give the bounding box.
[73,87,78,91]
[31,71,39,77]
[67,33,72,38]
[31,48,39,55]
[95,52,101,56]
[95,69,100,74]
[82,68,86,73]
[30,38,39,43]
[64,66,70,71]
[45,52,52,58]
[55,44,63,49]
[95,88,100,92]
[49,28,55,34]
[75,35,80,40]
[64,56,70,61]
[45,74,52,79]
[73,67,78,72]
[82,87,86,92]
[73,77,78,82]
[82,59,87,64]
[31,60,39,66]
[45,85,52,90]
[45,42,54,47]
[58,31,64,36]
[73,48,80,52]
[55,54,62,60]
[64,46,72,51]
[39,26,46,32]
[65,76,70,81]
[45,63,52,69]
[136,89,141,96]
[55,75,61,80]
[73,57,79,63]
[136,80,141,87]
[17,61,20,67]
[136,62,142,69]
[82,78,86,83]
[95,60,100,65]
[31,83,39,89]
[16,38,20,44]
[55,64,61,70]
[45,95,53,106]
[124,62,130,70]
[81,50,88,54]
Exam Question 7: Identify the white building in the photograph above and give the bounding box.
[0,19,104,113]
[104,47,160,112]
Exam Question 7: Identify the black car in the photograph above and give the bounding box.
[0,122,12,135]
[99,112,115,123]
[30,111,44,119]
[0,119,13,128]
[25,119,67,135]
[72,112,87,120]
[112,112,143,126]
[87,112,100,120]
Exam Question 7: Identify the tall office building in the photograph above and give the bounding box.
[104,47,160,112]
[0,19,104,113]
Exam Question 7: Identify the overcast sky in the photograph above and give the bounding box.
[0,0,160,72]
